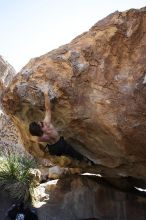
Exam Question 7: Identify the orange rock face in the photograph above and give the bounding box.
[2,8,146,178]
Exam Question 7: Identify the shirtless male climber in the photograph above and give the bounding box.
[29,87,86,162]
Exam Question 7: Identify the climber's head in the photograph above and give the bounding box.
[29,121,43,137]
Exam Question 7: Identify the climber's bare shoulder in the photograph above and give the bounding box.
[38,121,59,144]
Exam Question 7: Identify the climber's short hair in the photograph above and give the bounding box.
[29,122,43,137]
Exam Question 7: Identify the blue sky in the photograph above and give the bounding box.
[0,0,146,71]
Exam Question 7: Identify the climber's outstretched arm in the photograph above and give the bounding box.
[43,91,51,125]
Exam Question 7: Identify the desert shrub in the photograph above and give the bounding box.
[0,154,37,203]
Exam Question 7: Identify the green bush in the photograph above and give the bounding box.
[0,154,37,203]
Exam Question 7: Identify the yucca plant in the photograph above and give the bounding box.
[0,154,37,203]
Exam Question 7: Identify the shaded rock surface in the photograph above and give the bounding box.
[0,190,15,219]
[34,175,146,220]
[2,8,146,180]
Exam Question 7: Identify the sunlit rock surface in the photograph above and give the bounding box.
[2,8,146,179]
[0,55,15,88]
[34,175,146,220]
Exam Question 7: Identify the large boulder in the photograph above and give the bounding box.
[2,8,146,179]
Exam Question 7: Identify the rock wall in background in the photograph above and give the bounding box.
[0,55,16,87]
[0,56,24,156]
[2,8,146,180]
[0,113,25,155]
